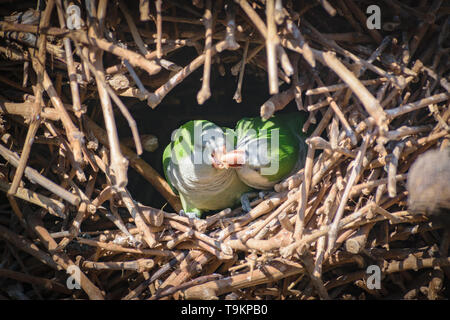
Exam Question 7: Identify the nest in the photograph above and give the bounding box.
[0,0,449,300]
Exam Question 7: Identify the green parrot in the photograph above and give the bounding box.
[217,112,309,190]
[162,120,251,218]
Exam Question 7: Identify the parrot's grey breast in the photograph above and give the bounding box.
[167,150,248,210]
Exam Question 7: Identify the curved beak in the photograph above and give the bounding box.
[211,148,246,169]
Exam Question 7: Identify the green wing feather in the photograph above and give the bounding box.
[162,142,177,194]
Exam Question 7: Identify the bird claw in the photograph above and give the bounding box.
[258,191,268,199]
[240,192,255,213]
[241,191,269,213]
[179,209,200,219]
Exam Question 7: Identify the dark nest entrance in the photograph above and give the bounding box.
[117,51,273,209]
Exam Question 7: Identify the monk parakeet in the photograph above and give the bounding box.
[217,113,309,190]
[163,120,251,218]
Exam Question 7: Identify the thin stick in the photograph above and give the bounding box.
[316,0,336,16]
[306,78,387,96]
[70,31,161,76]
[84,117,182,211]
[78,28,129,188]
[0,144,81,206]
[260,87,296,120]
[343,0,382,44]
[233,39,249,103]
[0,268,71,295]
[151,273,222,300]
[183,260,304,299]
[309,69,357,145]
[224,0,240,50]
[0,224,60,270]
[197,0,213,104]
[147,40,229,108]
[385,93,450,120]
[281,203,371,258]
[55,0,82,116]
[312,50,388,135]
[76,237,175,257]
[155,0,163,59]
[285,17,315,67]
[82,258,154,272]
[0,179,65,218]
[266,0,279,94]
[306,136,357,158]
[294,145,315,240]
[119,188,157,248]
[236,0,293,77]
[327,134,370,253]
[8,1,55,196]
[387,142,404,197]
[27,214,105,300]
[76,44,143,155]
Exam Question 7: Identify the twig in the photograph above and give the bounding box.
[387,142,404,197]
[306,136,357,158]
[309,69,357,145]
[233,39,249,103]
[236,0,293,77]
[0,268,71,295]
[385,93,450,120]
[260,87,295,120]
[147,40,229,108]
[0,179,65,218]
[285,17,315,67]
[76,44,143,156]
[306,78,387,96]
[266,0,279,94]
[155,0,163,59]
[84,117,182,212]
[7,1,55,198]
[327,133,370,252]
[26,214,105,300]
[70,31,162,76]
[55,0,82,116]
[0,143,81,206]
[0,224,60,270]
[343,0,382,44]
[224,0,240,50]
[75,237,175,257]
[301,251,330,299]
[316,0,336,16]
[121,251,188,300]
[81,258,154,272]
[183,260,304,299]
[344,222,375,254]
[151,273,222,300]
[197,0,213,104]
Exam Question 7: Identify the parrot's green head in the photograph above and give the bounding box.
[164,120,239,176]
[214,113,309,189]
[215,116,289,174]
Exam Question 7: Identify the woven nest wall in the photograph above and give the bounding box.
[0,0,449,300]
